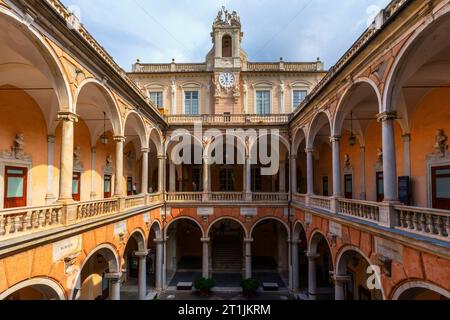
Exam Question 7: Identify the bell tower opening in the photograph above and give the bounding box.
[222,35,232,58]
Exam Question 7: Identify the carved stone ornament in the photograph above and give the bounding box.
[104,154,113,175]
[375,147,383,171]
[0,133,32,162]
[64,254,79,275]
[344,154,351,169]
[433,129,448,158]
[73,146,83,172]
[214,6,241,27]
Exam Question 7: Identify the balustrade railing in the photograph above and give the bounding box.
[252,193,289,202]
[166,192,203,202]
[0,205,63,240]
[310,195,331,212]
[395,205,450,240]
[209,192,245,202]
[292,193,307,206]
[165,114,290,125]
[125,195,146,209]
[338,198,380,223]
[77,198,119,220]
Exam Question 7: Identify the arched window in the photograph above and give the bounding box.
[222,35,232,57]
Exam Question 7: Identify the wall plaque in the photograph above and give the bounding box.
[53,235,82,262]
[375,237,403,263]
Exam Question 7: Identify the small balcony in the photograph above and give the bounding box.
[164,114,291,126]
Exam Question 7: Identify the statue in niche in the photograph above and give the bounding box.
[214,79,222,97]
[377,148,383,164]
[434,129,448,157]
[73,146,82,169]
[233,84,240,97]
[13,133,25,160]
[106,154,113,166]
[344,154,351,169]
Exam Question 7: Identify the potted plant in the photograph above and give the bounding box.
[241,278,259,298]
[194,277,215,297]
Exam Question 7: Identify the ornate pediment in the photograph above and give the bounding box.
[0,133,32,163]
[213,6,241,28]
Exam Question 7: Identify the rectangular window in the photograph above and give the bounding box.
[432,166,450,210]
[256,90,271,115]
[4,166,27,208]
[220,166,235,192]
[104,175,112,198]
[185,91,199,115]
[72,172,81,201]
[322,176,329,197]
[344,174,353,199]
[149,92,164,109]
[293,90,307,109]
[127,177,133,196]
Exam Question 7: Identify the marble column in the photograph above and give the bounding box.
[245,155,252,200]
[331,136,342,197]
[334,274,351,300]
[114,136,125,197]
[141,148,149,195]
[201,238,210,278]
[90,147,97,199]
[306,148,314,195]
[157,155,166,194]
[155,237,164,290]
[202,156,210,201]
[402,134,411,177]
[135,250,149,300]
[291,240,301,291]
[291,155,297,194]
[105,272,121,300]
[360,146,366,200]
[307,252,320,300]
[279,161,286,192]
[169,162,176,192]
[378,112,398,201]
[244,238,253,279]
[46,135,57,204]
[57,112,78,202]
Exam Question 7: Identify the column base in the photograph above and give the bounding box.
[90,192,97,200]
[45,194,57,204]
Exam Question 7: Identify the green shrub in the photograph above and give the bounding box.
[194,277,215,293]
[241,278,258,297]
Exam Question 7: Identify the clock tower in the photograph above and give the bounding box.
[208,7,245,113]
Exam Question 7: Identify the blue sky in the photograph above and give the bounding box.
[61,0,391,71]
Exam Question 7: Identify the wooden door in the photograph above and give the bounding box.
[72,172,81,201]
[104,175,112,198]
[376,172,384,202]
[4,166,27,208]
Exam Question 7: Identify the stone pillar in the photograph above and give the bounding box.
[90,147,97,200]
[141,148,149,195]
[306,148,314,195]
[291,155,297,194]
[46,135,57,203]
[331,136,341,197]
[360,146,366,200]
[201,238,210,278]
[279,82,285,113]
[155,237,164,290]
[171,81,177,115]
[157,155,166,194]
[244,238,253,279]
[57,112,78,202]
[105,272,121,300]
[291,240,301,291]
[202,156,210,201]
[307,252,320,300]
[378,112,398,202]
[169,162,176,192]
[114,136,125,197]
[135,250,149,300]
[279,161,286,193]
[402,134,411,177]
[245,155,252,201]
[333,274,351,300]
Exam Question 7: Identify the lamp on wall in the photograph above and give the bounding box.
[348,112,356,147]
[100,112,109,145]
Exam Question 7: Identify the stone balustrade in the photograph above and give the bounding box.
[165,114,290,125]
[124,195,146,209]
[293,193,307,206]
[310,195,332,212]
[0,205,63,241]
[76,198,119,220]
[166,192,203,202]
[338,198,380,223]
[209,192,245,202]
[252,192,289,202]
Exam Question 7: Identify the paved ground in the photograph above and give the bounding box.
[159,291,297,301]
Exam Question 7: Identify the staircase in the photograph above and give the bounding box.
[212,236,243,272]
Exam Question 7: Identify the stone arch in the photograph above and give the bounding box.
[123,110,149,150]
[164,216,205,238]
[306,111,332,148]
[250,217,291,240]
[293,220,307,241]
[0,277,66,300]
[392,280,450,300]
[148,127,164,156]
[308,229,332,259]
[292,126,307,154]
[71,243,120,300]
[127,228,147,252]
[72,78,122,139]
[207,216,248,238]
[149,220,162,238]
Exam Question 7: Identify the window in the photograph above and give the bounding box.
[127,177,133,196]
[149,91,163,109]
[251,166,262,192]
[104,175,112,198]
[256,91,270,115]
[192,165,202,191]
[293,90,307,109]
[72,172,81,201]
[220,166,235,191]
[222,35,232,57]
[432,166,450,210]
[344,174,353,199]
[185,91,199,115]
[322,176,329,197]
[376,172,384,202]
[4,166,27,208]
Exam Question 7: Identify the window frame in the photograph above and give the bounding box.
[148,91,164,110]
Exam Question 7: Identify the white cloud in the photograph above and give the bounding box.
[61,0,391,70]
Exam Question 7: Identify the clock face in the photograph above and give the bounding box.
[219,73,235,88]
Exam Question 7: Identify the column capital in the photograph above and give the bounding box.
[290,154,297,160]
[244,237,254,243]
[134,250,149,257]
[377,111,397,122]
[113,135,126,143]
[290,240,302,245]
[201,237,211,243]
[157,155,166,160]
[306,252,320,260]
[360,145,366,151]
[154,237,165,243]
[332,274,352,283]
[329,136,341,143]
[57,111,78,123]
[104,272,122,280]
[47,135,56,143]
[402,133,411,142]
